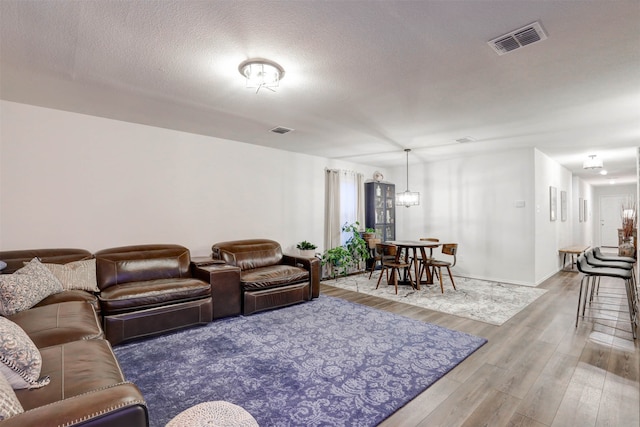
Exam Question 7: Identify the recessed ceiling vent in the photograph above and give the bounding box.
[270,126,294,134]
[488,21,547,55]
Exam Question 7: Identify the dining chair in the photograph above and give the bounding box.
[424,243,457,293]
[367,238,383,279]
[375,243,414,294]
[414,238,439,281]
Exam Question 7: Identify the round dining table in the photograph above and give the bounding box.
[386,240,441,289]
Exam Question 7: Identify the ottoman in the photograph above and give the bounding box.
[166,401,259,427]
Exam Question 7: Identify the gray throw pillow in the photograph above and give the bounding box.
[44,258,99,292]
[0,316,50,389]
[0,258,63,316]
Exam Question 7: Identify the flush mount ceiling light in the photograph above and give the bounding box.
[238,58,285,93]
[583,154,604,170]
[396,149,420,208]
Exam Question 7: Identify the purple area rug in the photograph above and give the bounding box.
[113,295,486,426]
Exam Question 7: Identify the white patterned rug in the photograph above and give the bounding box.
[321,273,547,326]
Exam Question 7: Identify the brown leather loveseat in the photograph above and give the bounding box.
[206,239,320,315]
[0,248,148,427]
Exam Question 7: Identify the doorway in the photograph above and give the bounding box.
[599,195,626,247]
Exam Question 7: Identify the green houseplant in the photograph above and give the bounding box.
[321,221,371,279]
[296,240,318,257]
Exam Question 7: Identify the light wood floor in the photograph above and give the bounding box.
[320,270,640,427]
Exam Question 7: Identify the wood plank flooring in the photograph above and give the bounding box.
[320,270,640,426]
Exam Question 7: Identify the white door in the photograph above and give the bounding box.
[600,195,625,247]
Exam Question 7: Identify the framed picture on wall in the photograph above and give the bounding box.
[584,199,588,221]
[550,186,557,221]
[579,197,584,222]
[560,191,567,221]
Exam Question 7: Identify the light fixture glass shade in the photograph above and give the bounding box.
[583,154,603,169]
[396,148,420,208]
[238,59,284,93]
[396,190,420,207]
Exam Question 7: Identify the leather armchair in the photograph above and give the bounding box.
[95,244,213,345]
[208,239,320,315]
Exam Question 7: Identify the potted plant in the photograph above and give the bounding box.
[321,221,371,279]
[296,240,317,257]
[321,245,352,279]
[343,222,371,271]
[361,227,377,242]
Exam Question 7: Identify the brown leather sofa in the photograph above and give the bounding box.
[0,248,148,427]
[95,244,213,346]
[205,239,320,315]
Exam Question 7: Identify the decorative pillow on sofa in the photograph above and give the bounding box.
[0,316,50,389]
[0,258,63,316]
[0,371,23,420]
[44,259,99,292]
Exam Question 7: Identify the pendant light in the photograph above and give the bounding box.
[396,149,420,207]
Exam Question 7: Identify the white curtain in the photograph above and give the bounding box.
[324,169,365,251]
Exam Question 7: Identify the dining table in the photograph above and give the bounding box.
[386,240,441,289]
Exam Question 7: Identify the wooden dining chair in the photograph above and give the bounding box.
[375,243,415,294]
[424,243,457,293]
[413,237,439,281]
[367,238,383,279]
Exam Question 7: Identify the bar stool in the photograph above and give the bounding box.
[593,247,636,286]
[593,246,635,264]
[585,249,637,304]
[575,255,637,339]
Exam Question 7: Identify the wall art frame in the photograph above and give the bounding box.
[550,186,557,221]
[579,197,584,222]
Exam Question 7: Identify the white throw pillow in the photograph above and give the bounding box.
[0,316,50,389]
[44,258,99,292]
[0,258,63,316]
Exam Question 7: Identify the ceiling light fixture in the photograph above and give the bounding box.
[396,149,420,208]
[238,58,285,93]
[583,154,603,170]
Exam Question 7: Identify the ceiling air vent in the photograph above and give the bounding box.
[270,126,294,135]
[488,21,547,55]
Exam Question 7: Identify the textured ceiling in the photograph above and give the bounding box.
[1,1,639,185]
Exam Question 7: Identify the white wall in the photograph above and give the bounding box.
[393,148,583,286]
[0,101,383,256]
[534,149,574,283]
[572,176,594,249]
[399,148,537,285]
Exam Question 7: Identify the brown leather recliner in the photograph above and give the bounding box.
[95,244,213,345]
[208,239,320,315]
